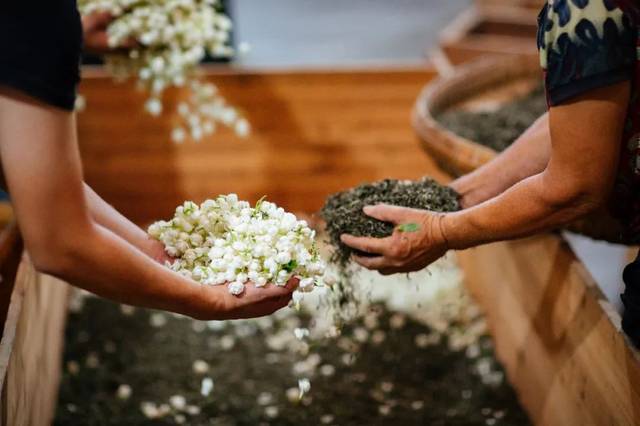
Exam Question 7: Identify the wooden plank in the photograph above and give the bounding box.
[1,258,70,426]
[439,5,539,66]
[457,235,640,426]
[77,66,447,224]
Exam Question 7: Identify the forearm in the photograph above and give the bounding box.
[41,219,219,319]
[451,113,551,207]
[84,183,160,258]
[443,171,600,249]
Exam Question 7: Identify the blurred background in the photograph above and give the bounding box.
[230,0,469,67]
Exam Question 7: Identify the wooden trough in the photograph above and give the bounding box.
[0,65,638,425]
[436,2,541,71]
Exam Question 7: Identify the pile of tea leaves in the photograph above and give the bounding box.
[436,85,546,152]
[321,178,460,266]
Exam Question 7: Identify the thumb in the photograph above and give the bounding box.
[363,204,416,224]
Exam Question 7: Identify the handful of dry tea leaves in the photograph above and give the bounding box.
[321,178,460,266]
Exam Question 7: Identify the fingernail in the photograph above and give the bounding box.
[363,206,373,214]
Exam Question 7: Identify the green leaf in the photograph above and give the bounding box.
[283,260,298,272]
[397,222,420,233]
[254,195,267,211]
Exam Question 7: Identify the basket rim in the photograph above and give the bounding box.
[412,55,542,171]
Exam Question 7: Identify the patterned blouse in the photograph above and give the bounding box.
[537,0,640,243]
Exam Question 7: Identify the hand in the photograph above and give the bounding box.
[82,11,135,55]
[196,278,299,320]
[143,237,174,265]
[340,204,449,275]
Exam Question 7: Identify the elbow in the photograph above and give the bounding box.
[29,241,77,278]
[539,177,608,218]
[27,226,94,279]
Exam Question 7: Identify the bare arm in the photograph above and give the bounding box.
[83,183,170,264]
[450,112,551,208]
[0,87,295,320]
[341,82,629,274]
[443,82,627,248]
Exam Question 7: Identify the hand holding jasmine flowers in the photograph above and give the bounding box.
[149,195,327,303]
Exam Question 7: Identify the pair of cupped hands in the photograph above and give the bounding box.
[144,200,449,320]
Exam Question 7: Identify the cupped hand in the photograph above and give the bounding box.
[196,278,299,320]
[145,237,175,265]
[340,204,449,275]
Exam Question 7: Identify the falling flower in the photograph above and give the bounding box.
[297,378,311,399]
[169,395,186,411]
[78,0,250,142]
[116,384,132,400]
[264,406,279,419]
[150,313,167,328]
[192,359,210,375]
[201,377,214,397]
[293,327,310,340]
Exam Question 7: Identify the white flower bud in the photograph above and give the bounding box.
[228,282,245,296]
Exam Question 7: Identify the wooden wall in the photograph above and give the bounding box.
[0,257,69,426]
[457,236,640,426]
[77,66,445,225]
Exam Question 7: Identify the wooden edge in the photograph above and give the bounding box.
[0,260,24,396]
[411,56,540,176]
[428,48,456,77]
[80,62,439,80]
[474,4,542,23]
[439,5,482,45]
[456,234,640,425]
[0,224,23,396]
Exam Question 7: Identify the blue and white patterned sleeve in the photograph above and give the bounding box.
[537,0,636,106]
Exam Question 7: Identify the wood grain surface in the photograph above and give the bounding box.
[77,66,446,225]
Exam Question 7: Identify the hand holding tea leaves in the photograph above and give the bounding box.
[340,204,449,275]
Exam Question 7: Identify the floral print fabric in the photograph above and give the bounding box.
[538,0,640,242]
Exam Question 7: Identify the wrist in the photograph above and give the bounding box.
[434,213,450,251]
[439,212,468,251]
[179,281,227,321]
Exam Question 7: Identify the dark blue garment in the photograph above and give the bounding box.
[0,1,82,111]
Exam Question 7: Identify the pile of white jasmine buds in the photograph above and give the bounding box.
[148,195,326,298]
[78,0,250,142]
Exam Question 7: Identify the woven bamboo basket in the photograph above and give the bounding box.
[413,55,540,176]
[413,55,633,244]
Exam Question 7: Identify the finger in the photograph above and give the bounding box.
[380,260,430,275]
[83,11,113,30]
[340,234,391,255]
[352,255,394,270]
[362,204,420,224]
[257,279,299,298]
[284,277,300,292]
[275,292,293,309]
